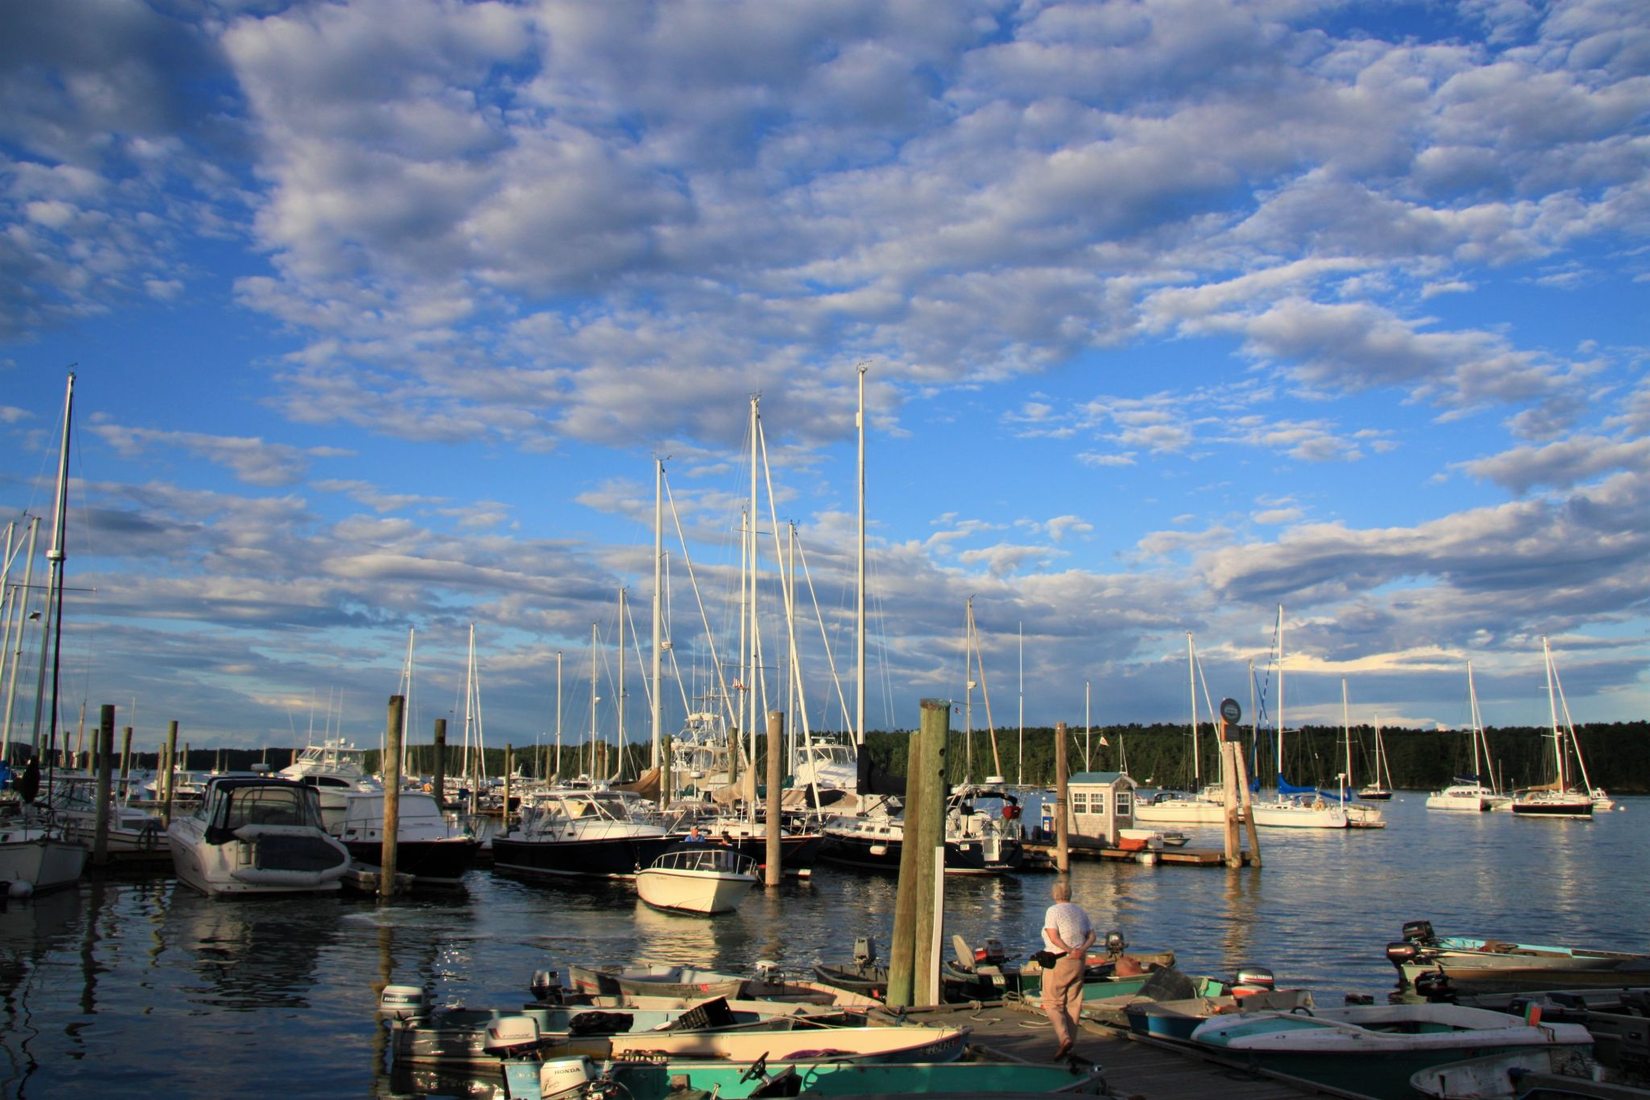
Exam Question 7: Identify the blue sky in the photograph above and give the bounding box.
[2,0,1647,759]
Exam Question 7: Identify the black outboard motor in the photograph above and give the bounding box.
[1412,970,1455,1001]
[1401,920,1436,944]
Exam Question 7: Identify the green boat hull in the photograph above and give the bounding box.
[506,1059,1106,1099]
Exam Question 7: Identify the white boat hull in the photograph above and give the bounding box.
[0,828,88,895]
[636,866,756,914]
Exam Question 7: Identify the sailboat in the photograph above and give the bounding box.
[1135,634,1227,826]
[0,373,89,895]
[1509,638,1593,820]
[1545,643,1615,812]
[1425,662,1508,812]
[1249,607,1353,829]
[1357,716,1394,800]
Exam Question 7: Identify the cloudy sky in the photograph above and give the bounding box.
[2,0,1646,761]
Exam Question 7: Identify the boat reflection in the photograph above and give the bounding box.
[161,887,347,1011]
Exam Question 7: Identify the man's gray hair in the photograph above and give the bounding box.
[1051,878,1072,902]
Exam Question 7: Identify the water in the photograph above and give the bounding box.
[3,796,1644,1098]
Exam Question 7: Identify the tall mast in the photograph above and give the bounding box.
[32,371,75,757]
[1467,660,1483,780]
[747,395,759,775]
[1,516,41,758]
[651,459,663,771]
[855,363,866,753]
[554,650,562,780]
[1276,605,1286,784]
[589,623,598,777]
[617,585,626,774]
[1187,632,1199,786]
[1542,635,1565,789]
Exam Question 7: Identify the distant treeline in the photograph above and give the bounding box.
[94,720,1648,796]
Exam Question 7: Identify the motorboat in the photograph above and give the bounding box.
[819,782,1024,874]
[603,1020,970,1064]
[491,787,675,879]
[278,738,382,832]
[1427,780,1495,812]
[335,790,481,885]
[1189,1002,1594,1100]
[167,775,352,896]
[1389,920,1650,994]
[46,773,167,855]
[508,1054,1109,1100]
[570,963,746,1000]
[1409,1047,1602,1099]
[635,844,758,915]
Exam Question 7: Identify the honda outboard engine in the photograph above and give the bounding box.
[538,1057,600,1100]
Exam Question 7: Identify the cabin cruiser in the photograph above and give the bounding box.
[491,787,676,879]
[278,738,381,832]
[335,790,481,885]
[820,782,1024,874]
[167,775,351,896]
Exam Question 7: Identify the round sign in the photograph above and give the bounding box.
[1219,697,1242,724]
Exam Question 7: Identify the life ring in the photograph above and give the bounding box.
[1001,804,1020,820]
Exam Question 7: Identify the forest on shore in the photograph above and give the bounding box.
[139,718,1648,796]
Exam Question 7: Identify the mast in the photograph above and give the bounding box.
[747,395,759,780]
[1187,633,1200,787]
[31,372,75,758]
[1341,677,1352,791]
[855,364,866,757]
[1,516,41,758]
[1542,636,1565,790]
[1276,605,1286,785]
[554,650,563,781]
[617,584,626,776]
[1467,660,1484,782]
[588,623,598,778]
[651,459,663,771]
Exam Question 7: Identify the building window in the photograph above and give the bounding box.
[1071,792,1088,813]
[1116,792,1132,816]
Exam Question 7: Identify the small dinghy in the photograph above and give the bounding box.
[1410,1047,1598,1099]
[1190,1002,1595,1100]
[636,844,758,915]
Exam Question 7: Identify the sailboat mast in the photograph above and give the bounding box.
[554,650,563,780]
[747,395,760,777]
[1467,660,1483,780]
[651,459,663,771]
[1,516,40,758]
[1542,636,1565,789]
[30,372,75,757]
[854,364,866,756]
[1276,605,1286,785]
[1187,633,1199,787]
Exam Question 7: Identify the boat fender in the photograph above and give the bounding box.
[1001,804,1019,819]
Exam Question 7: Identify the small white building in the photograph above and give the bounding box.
[1049,771,1140,848]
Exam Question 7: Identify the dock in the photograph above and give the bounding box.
[1022,842,1257,867]
[887,999,1362,1099]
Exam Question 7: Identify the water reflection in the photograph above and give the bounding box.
[161,887,347,1011]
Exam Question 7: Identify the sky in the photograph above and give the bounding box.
[2,0,1647,762]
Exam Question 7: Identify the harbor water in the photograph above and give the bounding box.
[3,795,1644,1098]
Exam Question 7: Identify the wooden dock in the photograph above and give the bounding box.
[882,999,1365,1099]
[1022,842,1257,868]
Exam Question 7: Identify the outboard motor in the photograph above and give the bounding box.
[1232,966,1275,995]
[754,958,782,984]
[483,1015,542,1058]
[530,968,566,1004]
[974,938,1008,966]
[1103,930,1127,955]
[853,936,877,969]
[1386,941,1420,971]
[538,1056,600,1100]
[1412,970,1455,1001]
[377,984,431,1022]
[1401,920,1436,944]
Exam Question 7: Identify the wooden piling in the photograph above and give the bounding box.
[911,698,949,1006]
[765,710,783,888]
[162,721,179,825]
[380,695,404,898]
[1055,720,1070,874]
[886,727,926,1008]
[94,704,114,867]
[504,744,513,826]
[1234,729,1262,868]
[432,718,447,807]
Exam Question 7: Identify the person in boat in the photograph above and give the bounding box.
[684,825,705,844]
[1042,877,1095,1061]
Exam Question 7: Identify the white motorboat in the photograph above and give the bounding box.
[636,844,758,914]
[278,738,381,832]
[167,775,352,896]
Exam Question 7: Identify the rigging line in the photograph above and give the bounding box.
[663,473,739,737]
[791,532,850,734]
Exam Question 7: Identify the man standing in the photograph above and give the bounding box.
[1041,877,1095,1059]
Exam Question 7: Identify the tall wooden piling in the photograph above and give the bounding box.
[380,695,404,898]
[162,720,179,825]
[765,710,783,887]
[432,718,447,806]
[1221,727,1243,868]
[911,698,949,1005]
[886,727,926,1008]
[1054,720,1070,874]
[1234,730,1262,868]
[93,704,115,867]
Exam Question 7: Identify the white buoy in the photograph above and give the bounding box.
[9,879,36,900]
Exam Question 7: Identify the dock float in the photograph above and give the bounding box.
[1022,842,1256,867]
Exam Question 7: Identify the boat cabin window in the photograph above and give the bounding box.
[221,787,311,830]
